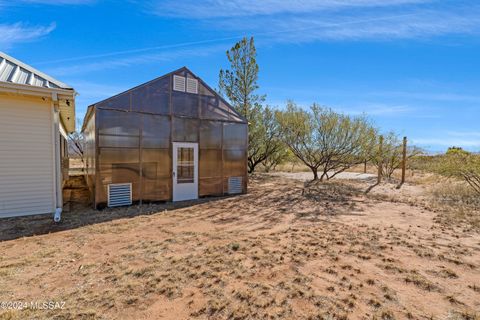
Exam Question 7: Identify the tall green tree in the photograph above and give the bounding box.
[219,37,282,173]
[219,37,264,120]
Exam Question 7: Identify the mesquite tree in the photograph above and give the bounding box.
[262,145,290,173]
[277,102,376,181]
[248,106,284,173]
[276,102,319,178]
[436,151,480,195]
[371,132,422,178]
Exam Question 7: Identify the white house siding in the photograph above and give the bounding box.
[0,95,55,217]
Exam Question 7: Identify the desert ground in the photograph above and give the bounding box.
[0,173,479,320]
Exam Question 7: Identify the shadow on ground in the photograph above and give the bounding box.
[1,174,371,242]
[198,175,366,229]
[0,175,229,242]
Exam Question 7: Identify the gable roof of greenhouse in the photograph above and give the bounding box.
[82,66,247,131]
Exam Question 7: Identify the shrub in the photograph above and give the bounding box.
[276,102,376,181]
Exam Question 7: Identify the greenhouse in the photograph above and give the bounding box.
[82,67,248,208]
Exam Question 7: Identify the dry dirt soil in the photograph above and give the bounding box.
[0,174,479,320]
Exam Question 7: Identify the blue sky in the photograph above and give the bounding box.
[1,0,479,152]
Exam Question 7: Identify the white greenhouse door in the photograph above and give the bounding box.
[172,142,198,201]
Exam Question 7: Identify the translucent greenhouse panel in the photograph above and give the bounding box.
[84,111,96,197]
[131,76,170,114]
[199,149,222,178]
[95,170,106,206]
[96,146,141,206]
[174,69,187,77]
[198,81,215,96]
[223,149,247,177]
[95,92,131,111]
[98,148,140,185]
[141,162,157,190]
[141,149,171,179]
[218,100,245,123]
[199,178,223,196]
[97,109,141,136]
[199,120,222,149]
[185,71,196,79]
[142,115,170,149]
[199,96,230,121]
[142,179,171,201]
[112,163,141,184]
[173,117,198,142]
[172,91,199,118]
[223,123,248,150]
[141,149,171,201]
[98,135,139,148]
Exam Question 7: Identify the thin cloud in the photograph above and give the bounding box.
[66,80,128,116]
[34,36,242,65]
[447,131,480,138]
[68,80,126,99]
[215,8,480,42]
[148,0,480,42]
[337,104,414,116]
[269,101,415,117]
[150,0,432,18]
[45,44,225,76]
[33,13,420,66]
[368,91,480,103]
[34,2,480,68]
[0,22,56,49]
[413,137,480,148]
[358,105,413,116]
[0,0,94,5]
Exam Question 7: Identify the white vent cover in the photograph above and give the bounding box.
[108,183,132,207]
[186,78,198,94]
[228,177,243,194]
[173,75,186,92]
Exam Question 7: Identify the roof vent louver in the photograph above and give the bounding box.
[228,177,243,194]
[173,75,186,92]
[186,78,198,94]
[108,183,132,207]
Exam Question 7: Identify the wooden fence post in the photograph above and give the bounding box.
[378,135,383,184]
[401,136,407,184]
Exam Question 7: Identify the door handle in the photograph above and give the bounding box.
[173,171,176,177]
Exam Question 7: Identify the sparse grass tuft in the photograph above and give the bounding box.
[404,272,439,292]
[429,180,480,230]
[230,243,240,251]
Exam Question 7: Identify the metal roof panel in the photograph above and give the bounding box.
[0,51,72,90]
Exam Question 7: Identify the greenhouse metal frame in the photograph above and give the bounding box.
[82,67,248,208]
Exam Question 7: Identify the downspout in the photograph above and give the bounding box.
[54,208,62,223]
[52,93,63,222]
